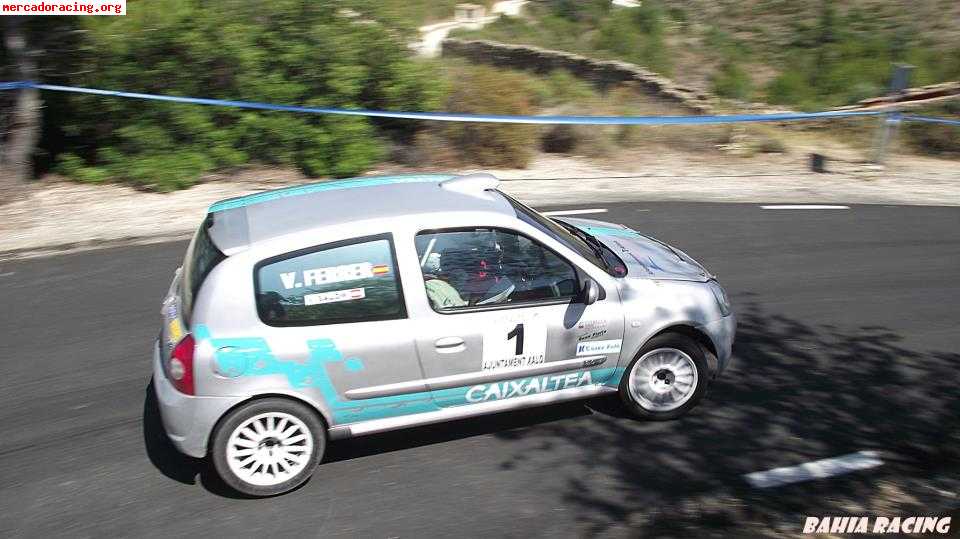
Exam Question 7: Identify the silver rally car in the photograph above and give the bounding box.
[154,173,735,496]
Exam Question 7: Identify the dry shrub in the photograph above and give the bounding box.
[752,134,787,153]
[440,65,539,167]
[393,131,460,168]
[541,124,617,157]
[548,85,734,154]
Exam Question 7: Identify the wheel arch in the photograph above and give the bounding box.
[637,323,720,377]
[206,392,332,457]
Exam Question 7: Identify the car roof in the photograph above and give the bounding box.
[206,173,517,253]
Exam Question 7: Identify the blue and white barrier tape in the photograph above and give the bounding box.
[901,115,960,127]
[0,81,957,126]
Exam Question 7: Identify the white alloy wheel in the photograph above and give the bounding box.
[627,347,699,412]
[225,411,314,487]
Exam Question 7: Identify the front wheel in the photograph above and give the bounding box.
[619,333,709,420]
[211,398,325,497]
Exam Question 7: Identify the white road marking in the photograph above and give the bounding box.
[0,272,14,277]
[761,205,850,210]
[744,450,883,489]
[541,208,609,216]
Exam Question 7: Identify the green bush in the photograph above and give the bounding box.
[42,0,441,190]
[527,70,598,107]
[549,0,610,23]
[454,0,673,75]
[594,6,672,74]
[704,27,751,64]
[762,3,960,110]
[765,70,815,108]
[712,63,753,101]
[56,153,109,184]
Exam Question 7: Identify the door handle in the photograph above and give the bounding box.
[435,336,466,354]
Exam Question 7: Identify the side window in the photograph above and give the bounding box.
[416,228,578,311]
[256,235,405,326]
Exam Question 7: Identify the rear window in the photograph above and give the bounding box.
[180,215,225,323]
[254,233,406,326]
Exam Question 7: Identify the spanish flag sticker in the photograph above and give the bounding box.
[371,264,390,275]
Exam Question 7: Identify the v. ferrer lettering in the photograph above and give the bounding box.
[465,371,593,403]
[278,262,389,290]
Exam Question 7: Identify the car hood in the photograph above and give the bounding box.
[555,217,712,282]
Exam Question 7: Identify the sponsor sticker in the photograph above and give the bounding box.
[279,262,389,290]
[577,319,609,341]
[304,287,366,306]
[167,318,183,344]
[466,371,593,403]
[576,339,622,356]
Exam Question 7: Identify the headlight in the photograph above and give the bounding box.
[708,280,731,316]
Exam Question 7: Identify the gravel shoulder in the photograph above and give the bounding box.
[2,151,958,260]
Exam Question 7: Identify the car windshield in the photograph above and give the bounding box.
[500,192,626,277]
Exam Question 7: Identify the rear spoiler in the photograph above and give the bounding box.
[206,208,250,256]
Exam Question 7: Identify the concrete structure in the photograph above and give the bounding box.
[455,3,487,22]
[414,1,528,57]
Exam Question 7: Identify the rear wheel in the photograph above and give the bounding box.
[211,398,325,497]
[619,333,709,420]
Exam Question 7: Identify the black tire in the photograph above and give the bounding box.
[211,398,325,497]
[619,333,710,421]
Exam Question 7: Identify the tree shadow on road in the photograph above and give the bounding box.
[491,300,960,537]
[142,301,958,514]
[324,400,594,464]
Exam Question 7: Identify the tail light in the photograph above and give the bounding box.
[168,334,196,395]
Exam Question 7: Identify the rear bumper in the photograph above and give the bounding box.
[152,340,245,458]
[700,313,736,376]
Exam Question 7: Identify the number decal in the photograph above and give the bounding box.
[482,315,546,372]
[506,323,524,355]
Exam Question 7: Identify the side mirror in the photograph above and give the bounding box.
[582,279,601,306]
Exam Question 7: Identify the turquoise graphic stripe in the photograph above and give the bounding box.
[195,325,626,424]
[208,174,454,213]
[196,325,434,423]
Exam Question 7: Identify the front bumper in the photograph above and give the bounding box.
[153,340,245,458]
[699,313,736,376]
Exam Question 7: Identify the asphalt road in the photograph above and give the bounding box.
[1,202,958,537]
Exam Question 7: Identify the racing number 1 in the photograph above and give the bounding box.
[481,316,545,371]
[506,323,524,355]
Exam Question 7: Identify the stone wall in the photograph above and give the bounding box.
[836,81,960,111]
[442,38,713,114]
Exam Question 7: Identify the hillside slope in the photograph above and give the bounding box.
[452,0,960,109]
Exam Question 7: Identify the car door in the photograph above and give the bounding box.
[410,226,625,408]
[250,233,437,425]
